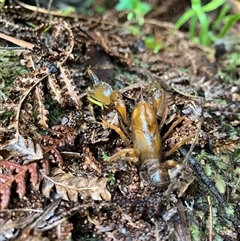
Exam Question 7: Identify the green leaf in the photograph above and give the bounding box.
[189,15,198,40]
[212,4,231,33]
[139,2,152,15]
[115,0,134,11]
[202,0,225,12]
[204,164,212,176]
[61,6,76,15]
[102,151,109,161]
[176,0,225,31]
[176,9,195,28]
[108,173,116,185]
[116,0,152,26]
[214,174,226,194]
[234,167,240,175]
[189,224,201,241]
[125,25,141,36]
[0,0,5,11]
[225,204,234,215]
[127,12,134,21]
[218,13,240,38]
[144,36,165,53]
[191,1,211,45]
[96,6,106,14]
[216,160,227,170]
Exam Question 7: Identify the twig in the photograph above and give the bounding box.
[0,32,35,49]
[0,208,43,212]
[208,196,213,241]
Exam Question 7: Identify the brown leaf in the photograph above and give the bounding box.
[15,174,26,198]
[83,147,102,174]
[34,83,49,128]
[41,168,111,202]
[0,219,16,240]
[47,74,65,106]
[1,134,43,162]
[0,176,11,209]
[0,161,39,209]
[58,66,82,110]
[212,138,240,155]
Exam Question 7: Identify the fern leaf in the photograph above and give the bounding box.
[47,74,65,106]
[15,174,26,198]
[59,66,82,110]
[0,174,11,209]
[1,134,43,162]
[0,161,38,209]
[213,138,240,155]
[28,163,39,185]
[0,102,19,133]
[1,67,50,136]
[20,102,34,123]
[0,161,39,185]
[51,148,63,165]
[41,168,111,202]
[15,67,49,89]
[34,83,49,128]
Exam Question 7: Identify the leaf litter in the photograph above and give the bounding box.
[0,1,239,240]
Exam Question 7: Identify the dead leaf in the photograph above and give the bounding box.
[41,168,111,202]
[1,134,43,162]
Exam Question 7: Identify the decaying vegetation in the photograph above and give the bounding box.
[0,1,239,240]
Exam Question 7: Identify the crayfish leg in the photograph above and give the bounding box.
[159,106,169,130]
[162,116,185,141]
[107,148,138,163]
[165,135,195,157]
[111,91,129,125]
[102,119,131,147]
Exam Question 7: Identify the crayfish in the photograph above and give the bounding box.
[87,70,192,189]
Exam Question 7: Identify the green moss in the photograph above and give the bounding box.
[44,94,63,126]
[0,50,28,97]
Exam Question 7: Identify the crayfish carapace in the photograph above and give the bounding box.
[130,99,170,188]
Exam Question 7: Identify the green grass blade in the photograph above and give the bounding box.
[218,14,240,38]
[189,15,198,40]
[196,10,211,45]
[212,4,231,33]
[175,9,195,28]
[202,0,225,12]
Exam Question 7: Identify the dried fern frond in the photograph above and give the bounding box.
[41,125,77,164]
[58,66,82,110]
[34,83,49,128]
[40,168,111,202]
[0,161,38,209]
[52,22,75,66]
[212,138,240,155]
[42,125,77,165]
[47,74,65,106]
[20,101,34,126]
[182,98,204,121]
[51,125,76,145]
[0,102,18,143]
[10,67,50,135]
[50,147,63,165]
[14,67,49,91]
